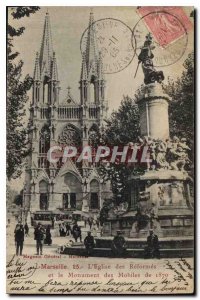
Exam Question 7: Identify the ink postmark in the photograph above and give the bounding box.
[133,8,192,67]
[80,18,136,74]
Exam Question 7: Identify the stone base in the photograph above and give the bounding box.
[59,236,193,258]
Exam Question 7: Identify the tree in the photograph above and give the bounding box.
[99,96,142,204]
[103,95,140,145]
[164,52,194,159]
[7,7,40,180]
[14,190,23,207]
[99,54,194,205]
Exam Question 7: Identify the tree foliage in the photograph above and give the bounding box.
[100,52,194,203]
[7,7,40,180]
[164,52,194,158]
[99,96,142,204]
[103,95,140,145]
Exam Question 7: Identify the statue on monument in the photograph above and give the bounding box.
[135,33,164,85]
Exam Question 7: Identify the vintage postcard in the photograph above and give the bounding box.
[6,6,194,294]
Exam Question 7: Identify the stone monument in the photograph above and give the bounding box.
[102,33,194,243]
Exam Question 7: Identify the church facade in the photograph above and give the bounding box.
[24,11,112,216]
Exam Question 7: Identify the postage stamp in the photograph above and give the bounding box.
[80,18,136,74]
[137,7,193,47]
[133,8,192,67]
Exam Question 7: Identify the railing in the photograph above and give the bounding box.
[58,106,82,119]
[38,155,49,168]
[89,106,98,118]
[40,107,49,119]
[39,105,100,120]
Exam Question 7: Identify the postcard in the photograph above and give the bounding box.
[6,6,194,294]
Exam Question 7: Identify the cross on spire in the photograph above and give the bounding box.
[67,86,71,94]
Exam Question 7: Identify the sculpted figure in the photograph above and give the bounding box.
[156,140,169,169]
[170,146,190,171]
[137,33,164,85]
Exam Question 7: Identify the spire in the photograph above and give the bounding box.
[33,52,40,80]
[80,52,88,80]
[98,51,104,80]
[39,12,53,77]
[85,9,98,76]
[51,51,58,80]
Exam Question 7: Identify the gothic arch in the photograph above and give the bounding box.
[58,124,81,147]
[90,179,100,209]
[38,124,50,168]
[39,179,49,210]
[62,172,82,209]
[88,123,99,147]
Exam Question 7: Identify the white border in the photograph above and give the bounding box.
[1,0,198,299]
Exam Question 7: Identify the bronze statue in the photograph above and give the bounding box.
[135,33,164,85]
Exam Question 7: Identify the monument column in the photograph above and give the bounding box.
[136,83,171,140]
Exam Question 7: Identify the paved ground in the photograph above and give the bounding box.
[7,223,94,256]
[6,223,194,294]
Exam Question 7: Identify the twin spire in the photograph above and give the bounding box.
[33,12,58,81]
[34,10,104,83]
[81,10,104,81]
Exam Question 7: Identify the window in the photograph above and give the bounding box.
[90,180,99,209]
[70,193,76,209]
[91,193,99,209]
[63,193,76,209]
[63,193,69,209]
[39,180,49,210]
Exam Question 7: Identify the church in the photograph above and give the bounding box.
[24,11,112,217]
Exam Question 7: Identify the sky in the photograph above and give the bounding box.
[8,6,194,191]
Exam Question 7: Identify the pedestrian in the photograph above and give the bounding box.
[34,223,45,255]
[111,230,127,257]
[72,222,82,242]
[84,231,95,256]
[51,216,55,229]
[66,223,71,236]
[44,225,52,245]
[96,218,100,229]
[24,222,29,237]
[144,229,160,259]
[88,217,93,230]
[15,224,24,256]
[59,223,65,237]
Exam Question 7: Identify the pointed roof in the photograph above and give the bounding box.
[88,167,100,182]
[98,51,104,80]
[80,52,87,81]
[51,51,58,80]
[35,169,50,183]
[56,158,82,180]
[39,12,54,77]
[64,86,77,105]
[85,10,98,78]
[33,52,40,80]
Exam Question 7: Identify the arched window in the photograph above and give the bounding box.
[89,75,96,103]
[59,124,81,147]
[62,173,82,209]
[90,179,99,209]
[39,125,50,168]
[39,180,49,210]
[88,124,99,147]
[43,76,49,104]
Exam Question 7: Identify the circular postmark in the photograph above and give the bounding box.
[80,18,136,74]
[132,11,188,67]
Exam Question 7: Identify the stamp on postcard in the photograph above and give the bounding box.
[133,7,193,67]
[81,18,136,74]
